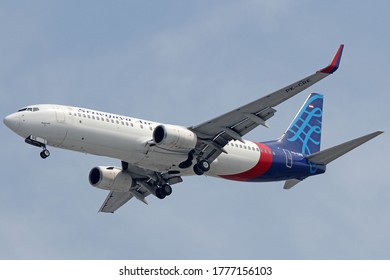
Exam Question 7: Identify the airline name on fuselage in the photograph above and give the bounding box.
[285,79,311,93]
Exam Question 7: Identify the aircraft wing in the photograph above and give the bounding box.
[98,163,182,213]
[190,45,344,163]
[99,186,151,213]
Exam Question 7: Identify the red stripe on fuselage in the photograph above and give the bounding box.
[221,142,273,181]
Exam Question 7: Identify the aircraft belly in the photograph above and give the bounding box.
[136,146,189,171]
[209,152,259,177]
[59,126,144,163]
[208,142,274,181]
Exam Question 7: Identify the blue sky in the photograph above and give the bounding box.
[1,0,389,259]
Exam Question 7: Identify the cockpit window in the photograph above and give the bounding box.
[17,107,39,112]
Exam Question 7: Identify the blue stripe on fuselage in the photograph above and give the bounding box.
[246,144,326,182]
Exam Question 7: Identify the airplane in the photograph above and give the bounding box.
[3,44,383,213]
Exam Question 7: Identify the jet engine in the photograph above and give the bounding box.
[89,166,135,192]
[153,124,197,151]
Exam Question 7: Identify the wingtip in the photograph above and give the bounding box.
[319,44,344,74]
[373,131,384,136]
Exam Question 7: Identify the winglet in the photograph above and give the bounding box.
[319,44,344,74]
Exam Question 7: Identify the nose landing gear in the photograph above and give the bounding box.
[25,135,50,159]
[40,148,50,159]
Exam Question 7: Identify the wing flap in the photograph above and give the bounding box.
[99,191,134,213]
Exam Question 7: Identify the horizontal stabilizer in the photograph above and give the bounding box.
[284,179,303,189]
[306,131,383,165]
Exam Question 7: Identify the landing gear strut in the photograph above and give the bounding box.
[25,136,50,159]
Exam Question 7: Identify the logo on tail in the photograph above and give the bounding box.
[280,93,323,156]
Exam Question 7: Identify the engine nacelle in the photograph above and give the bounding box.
[89,166,135,192]
[153,124,197,151]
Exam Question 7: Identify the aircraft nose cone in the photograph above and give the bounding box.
[3,113,20,132]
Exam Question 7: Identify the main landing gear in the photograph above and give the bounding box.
[180,150,211,176]
[123,161,175,201]
[193,159,211,176]
[155,183,173,200]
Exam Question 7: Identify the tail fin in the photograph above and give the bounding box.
[279,93,323,155]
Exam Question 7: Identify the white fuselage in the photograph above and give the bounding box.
[5,104,263,178]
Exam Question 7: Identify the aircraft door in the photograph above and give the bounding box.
[55,109,65,123]
[52,108,68,147]
[283,149,293,168]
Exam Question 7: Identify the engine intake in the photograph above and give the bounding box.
[153,124,197,151]
[89,166,135,192]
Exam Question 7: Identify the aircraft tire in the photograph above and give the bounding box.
[40,149,50,159]
[193,164,204,176]
[198,160,210,172]
[156,188,166,199]
[161,184,172,196]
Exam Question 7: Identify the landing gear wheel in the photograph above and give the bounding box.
[161,184,172,196]
[40,149,50,159]
[193,164,204,176]
[156,188,167,199]
[198,160,210,172]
